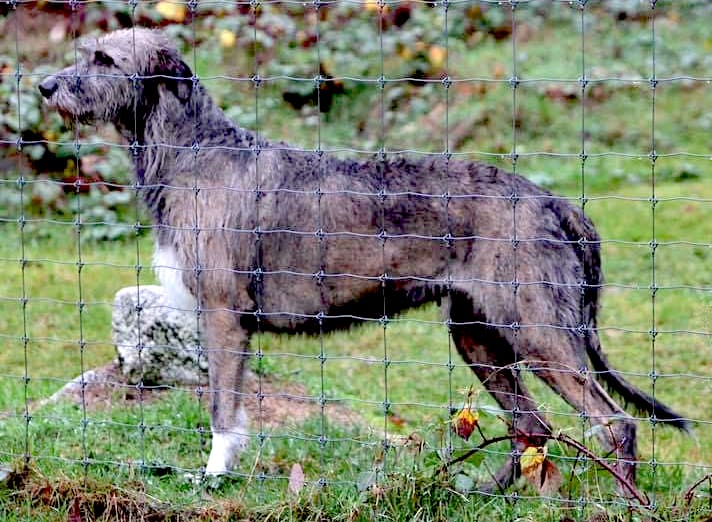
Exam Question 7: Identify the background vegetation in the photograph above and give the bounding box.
[1,1,712,519]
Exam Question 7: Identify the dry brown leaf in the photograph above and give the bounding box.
[452,406,478,441]
[539,459,562,495]
[68,498,82,522]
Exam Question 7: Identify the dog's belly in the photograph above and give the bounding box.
[153,244,197,311]
[256,279,442,334]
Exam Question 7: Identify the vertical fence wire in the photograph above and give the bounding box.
[188,0,205,487]
[649,0,658,510]
[442,0,455,482]
[377,0,390,497]
[508,0,521,512]
[578,1,590,514]
[12,0,30,480]
[251,0,267,498]
[128,11,148,495]
[68,0,91,487]
[314,0,329,494]
[185,1,208,483]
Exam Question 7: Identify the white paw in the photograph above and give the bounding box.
[205,409,249,475]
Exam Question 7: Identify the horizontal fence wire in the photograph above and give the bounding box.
[1,0,711,518]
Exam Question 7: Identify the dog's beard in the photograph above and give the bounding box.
[43,92,96,126]
[51,104,96,126]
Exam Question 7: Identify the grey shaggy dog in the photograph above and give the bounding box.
[40,28,687,486]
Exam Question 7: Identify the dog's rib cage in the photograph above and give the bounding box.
[0,0,709,517]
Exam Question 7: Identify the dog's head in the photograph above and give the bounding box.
[39,28,193,125]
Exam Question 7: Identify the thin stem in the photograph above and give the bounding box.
[684,473,712,506]
[442,430,649,506]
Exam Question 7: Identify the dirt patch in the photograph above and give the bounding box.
[48,362,362,430]
[4,469,250,522]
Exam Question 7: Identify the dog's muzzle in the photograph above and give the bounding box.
[38,77,59,99]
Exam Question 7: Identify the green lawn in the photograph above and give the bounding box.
[1,179,711,520]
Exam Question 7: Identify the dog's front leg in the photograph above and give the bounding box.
[202,308,251,475]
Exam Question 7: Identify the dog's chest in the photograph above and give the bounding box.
[153,244,197,311]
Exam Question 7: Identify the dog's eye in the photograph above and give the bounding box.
[94,50,115,67]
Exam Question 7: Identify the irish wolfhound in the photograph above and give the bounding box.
[39,28,687,487]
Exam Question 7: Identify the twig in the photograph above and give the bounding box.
[443,434,515,469]
[441,430,649,507]
[548,432,648,507]
[684,473,712,506]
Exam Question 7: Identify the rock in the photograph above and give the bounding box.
[112,285,206,385]
[48,365,114,404]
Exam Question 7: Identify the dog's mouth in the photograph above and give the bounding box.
[41,95,58,109]
[40,91,94,124]
[47,103,95,125]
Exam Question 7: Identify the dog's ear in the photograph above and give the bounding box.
[150,49,193,102]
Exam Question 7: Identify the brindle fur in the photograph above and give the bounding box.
[39,28,688,487]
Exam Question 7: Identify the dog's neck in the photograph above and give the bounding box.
[117,83,258,222]
[120,84,257,171]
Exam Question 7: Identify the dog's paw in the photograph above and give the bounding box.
[205,430,248,474]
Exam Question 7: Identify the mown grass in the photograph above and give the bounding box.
[2,3,712,520]
[1,180,711,520]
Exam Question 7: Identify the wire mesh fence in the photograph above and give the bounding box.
[1,0,712,519]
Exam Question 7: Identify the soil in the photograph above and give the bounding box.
[48,361,362,430]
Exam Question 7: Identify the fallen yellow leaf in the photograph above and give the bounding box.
[364,0,379,12]
[428,46,447,69]
[219,29,236,48]
[156,1,187,23]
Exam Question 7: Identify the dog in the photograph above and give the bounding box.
[39,28,688,487]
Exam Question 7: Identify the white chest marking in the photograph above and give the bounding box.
[153,245,197,311]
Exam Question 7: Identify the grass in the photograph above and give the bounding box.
[1,182,711,520]
[2,2,712,520]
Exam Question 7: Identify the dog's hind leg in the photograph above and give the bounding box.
[202,307,251,475]
[519,327,638,485]
[449,291,551,490]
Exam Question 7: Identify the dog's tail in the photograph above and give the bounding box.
[558,200,691,432]
[585,330,690,432]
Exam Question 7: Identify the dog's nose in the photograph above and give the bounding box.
[38,77,58,98]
